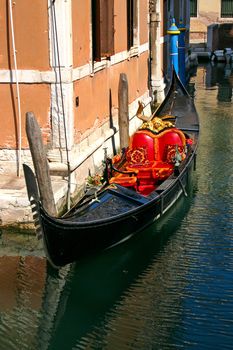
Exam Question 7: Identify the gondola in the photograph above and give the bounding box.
[23,69,199,268]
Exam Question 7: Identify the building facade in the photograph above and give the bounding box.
[190,0,233,48]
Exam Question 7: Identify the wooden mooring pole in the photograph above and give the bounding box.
[118,73,129,149]
[26,112,57,216]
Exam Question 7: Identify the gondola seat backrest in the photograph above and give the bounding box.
[156,128,186,162]
[127,131,156,164]
[127,128,186,164]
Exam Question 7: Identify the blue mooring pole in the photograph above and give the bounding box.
[167,18,180,76]
[178,19,186,85]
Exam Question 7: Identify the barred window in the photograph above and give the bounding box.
[221,0,233,18]
[190,0,197,17]
[167,0,171,12]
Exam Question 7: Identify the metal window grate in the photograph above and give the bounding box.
[190,0,197,17]
[221,0,233,18]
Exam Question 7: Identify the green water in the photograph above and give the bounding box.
[0,63,233,350]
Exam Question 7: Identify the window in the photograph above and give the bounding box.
[190,0,197,17]
[127,0,138,50]
[92,0,114,61]
[221,0,233,17]
[168,0,171,12]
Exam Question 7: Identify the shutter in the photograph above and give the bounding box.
[99,0,114,58]
[127,0,134,50]
[92,0,101,61]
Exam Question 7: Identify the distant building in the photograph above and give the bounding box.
[190,0,233,49]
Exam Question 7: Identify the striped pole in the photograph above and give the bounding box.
[178,19,186,85]
[167,18,180,76]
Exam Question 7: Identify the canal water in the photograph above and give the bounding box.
[0,63,233,350]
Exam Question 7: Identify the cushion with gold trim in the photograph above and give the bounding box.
[126,147,149,165]
[165,145,186,164]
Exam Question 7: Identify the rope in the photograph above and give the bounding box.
[50,0,71,210]
[9,0,22,177]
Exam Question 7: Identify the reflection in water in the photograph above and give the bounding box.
[0,257,46,350]
[205,62,233,102]
[0,64,233,350]
[43,187,195,350]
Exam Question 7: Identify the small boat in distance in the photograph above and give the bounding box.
[24,69,199,268]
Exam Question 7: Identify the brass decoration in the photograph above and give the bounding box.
[139,117,174,133]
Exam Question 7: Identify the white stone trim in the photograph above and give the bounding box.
[0,68,73,83]
[0,43,149,84]
[160,36,165,44]
[48,0,73,68]
[50,82,74,150]
[138,42,149,54]
[48,0,74,149]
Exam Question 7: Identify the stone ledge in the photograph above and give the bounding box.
[0,175,70,228]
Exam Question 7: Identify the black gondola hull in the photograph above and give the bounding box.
[39,156,195,267]
[24,69,199,268]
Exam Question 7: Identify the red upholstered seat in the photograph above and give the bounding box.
[109,174,138,189]
[127,128,186,164]
[126,128,186,183]
[126,132,157,189]
[110,128,187,194]
[157,129,186,162]
[129,131,156,162]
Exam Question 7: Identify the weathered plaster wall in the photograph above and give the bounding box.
[73,52,149,143]
[0,0,50,70]
[140,0,149,44]
[0,0,151,179]
[72,1,90,67]
[114,0,128,52]
[0,84,51,149]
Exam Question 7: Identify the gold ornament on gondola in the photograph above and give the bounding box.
[136,101,175,133]
[139,117,174,133]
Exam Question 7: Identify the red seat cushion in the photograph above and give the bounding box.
[157,129,185,161]
[129,131,156,162]
[165,145,186,164]
[109,174,138,188]
[112,128,187,194]
[126,146,148,165]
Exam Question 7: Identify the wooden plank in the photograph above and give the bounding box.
[26,112,57,216]
[118,73,129,150]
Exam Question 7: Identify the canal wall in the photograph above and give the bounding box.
[0,173,68,229]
